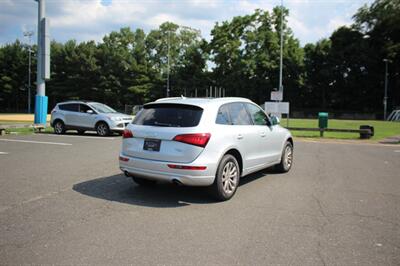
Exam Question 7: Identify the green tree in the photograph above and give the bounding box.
[209,8,303,105]
[0,40,33,112]
[353,0,400,112]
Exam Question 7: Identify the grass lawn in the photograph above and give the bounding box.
[1,114,399,141]
[1,126,53,135]
[286,119,400,140]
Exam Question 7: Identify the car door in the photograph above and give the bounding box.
[61,103,79,126]
[245,103,280,165]
[226,102,262,172]
[76,104,97,128]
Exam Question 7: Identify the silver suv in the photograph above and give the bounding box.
[50,101,132,136]
[119,97,293,200]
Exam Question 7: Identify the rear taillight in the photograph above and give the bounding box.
[122,129,133,139]
[168,164,207,170]
[173,133,211,148]
[119,156,129,162]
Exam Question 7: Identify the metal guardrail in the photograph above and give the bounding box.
[387,110,400,121]
[287,127,373,138]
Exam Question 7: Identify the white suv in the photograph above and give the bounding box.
[51,101,132,136]
[119,97,293,200]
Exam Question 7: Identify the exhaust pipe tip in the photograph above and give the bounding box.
[124,171,131,177]
[172,179,183,186]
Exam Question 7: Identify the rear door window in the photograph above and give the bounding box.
[133,104,203,127]
[228,103,252,125]
[59,103,79,112]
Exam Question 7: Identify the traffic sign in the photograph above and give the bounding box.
[271,91,283,101]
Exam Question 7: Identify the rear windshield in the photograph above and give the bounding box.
[132,103,203,127]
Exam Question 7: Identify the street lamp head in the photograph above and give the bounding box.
[23,30,34,37]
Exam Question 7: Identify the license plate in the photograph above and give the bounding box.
[143,139,161,152]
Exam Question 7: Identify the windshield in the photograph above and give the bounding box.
[89,103,117,113]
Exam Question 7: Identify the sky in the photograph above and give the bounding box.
[1,0,375,47]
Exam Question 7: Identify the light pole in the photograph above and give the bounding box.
[23,30,34,113]
[166,30,170,97]
[34,0,50,126]
[383,59,390,120]
[278,0,284,100]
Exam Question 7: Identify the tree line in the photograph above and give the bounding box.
[0,0,399,115]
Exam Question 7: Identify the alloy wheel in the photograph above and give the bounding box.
[97,123,108,136]
[54,122,63,134]
[284,145,293,169]
[221,161,238,195]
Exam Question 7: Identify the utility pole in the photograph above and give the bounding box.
[278,0,284,100]
[23,30,34,113]
[383,59,390,120]
[34,0,50,125]
[166,30,170,97]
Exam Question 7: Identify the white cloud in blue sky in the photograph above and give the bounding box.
[0,0,374,46]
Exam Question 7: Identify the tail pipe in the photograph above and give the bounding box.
[172,179,183,186]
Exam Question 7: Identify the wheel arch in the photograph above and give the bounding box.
[222,148,243,176]
[95,120,109,128]
[52,118,64,127]
[286,136,294,147]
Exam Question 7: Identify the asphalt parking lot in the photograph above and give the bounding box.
[0,133,399,265]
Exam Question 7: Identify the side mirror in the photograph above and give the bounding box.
[86,110,94,114]
[270,115,280,126]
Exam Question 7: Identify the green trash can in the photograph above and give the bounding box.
[318,112,328,129]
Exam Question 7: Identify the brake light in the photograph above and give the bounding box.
[122,129,133,138]
[119,156,129,162]
[173,133,211,147]
[168,164,207,170]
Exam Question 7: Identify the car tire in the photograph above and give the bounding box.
[275,141,293,173]
[132,176,157,186]
[77,130,85,135]
[96,122,110,136]
[211,154,240,201]
[53,120,65,134]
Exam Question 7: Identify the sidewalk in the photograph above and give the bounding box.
[380,135,400,144]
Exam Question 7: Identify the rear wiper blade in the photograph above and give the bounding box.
[153,121,181,127]
[153,121,179,127]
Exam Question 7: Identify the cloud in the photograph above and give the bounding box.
[286,0,373,45]
[0,0,375,46]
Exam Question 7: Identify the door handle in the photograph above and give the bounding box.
[237,134,243,140]
[260,132,266,137]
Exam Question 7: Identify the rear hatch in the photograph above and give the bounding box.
[122,103,208,163]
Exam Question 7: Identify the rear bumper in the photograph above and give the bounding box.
[119,153,216,186]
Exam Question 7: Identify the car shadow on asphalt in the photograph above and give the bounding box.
[72,168,278,208]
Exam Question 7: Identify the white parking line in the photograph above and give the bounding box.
[394,150,400,153]
[0,152,9,155]
[0,139,71,146]
[43,134,116,140]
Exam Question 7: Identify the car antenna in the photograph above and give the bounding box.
[181,95,186,99]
